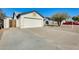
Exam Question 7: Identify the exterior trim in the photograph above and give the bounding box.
[24,17,42,20]
[16,10,44,19]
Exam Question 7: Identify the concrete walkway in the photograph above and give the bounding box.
[0,27,79,50]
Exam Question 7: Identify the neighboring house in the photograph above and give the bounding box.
[3,11,44,29]
[66,18,73,21]
[4,17,12,28]
[0,19,4,29]
[62,18,79,25]
[61,18,74,25]
[44,17,53,25]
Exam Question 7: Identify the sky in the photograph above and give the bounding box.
[1,8,79,17]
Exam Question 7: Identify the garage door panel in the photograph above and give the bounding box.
[20,19,43,28]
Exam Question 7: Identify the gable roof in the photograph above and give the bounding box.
[16,10,44,19]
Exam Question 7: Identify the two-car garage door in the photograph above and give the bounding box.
[20,18,43,28]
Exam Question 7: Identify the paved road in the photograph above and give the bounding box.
[0,27,79,50]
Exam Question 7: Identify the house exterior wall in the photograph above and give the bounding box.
[16,20,20,27]
[4,19,9,28]
[3,12,44,29]
[17,12,44,28]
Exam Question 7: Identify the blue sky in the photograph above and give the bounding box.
[1,8,79,17]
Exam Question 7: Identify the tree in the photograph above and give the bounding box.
[0,9,6,28]
[0,9,6,19]
[72,16,79,21]
[51,13,69,26]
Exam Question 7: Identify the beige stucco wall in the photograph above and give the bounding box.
[17,12,44,28]
[4,19,9,28]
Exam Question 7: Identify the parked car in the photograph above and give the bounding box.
[63,21,79,25]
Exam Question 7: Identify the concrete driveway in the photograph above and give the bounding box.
[0,27,79,50]
[0,29,4,40]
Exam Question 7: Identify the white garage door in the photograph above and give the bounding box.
[20,18,43,28]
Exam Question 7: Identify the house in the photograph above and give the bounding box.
[0,19,4,29]
[13,11,44,28]
[3,11,44,29]
[44,17,53,25]
[62,18,79,25]
[4,17,12,28]
[61,18,74,25]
